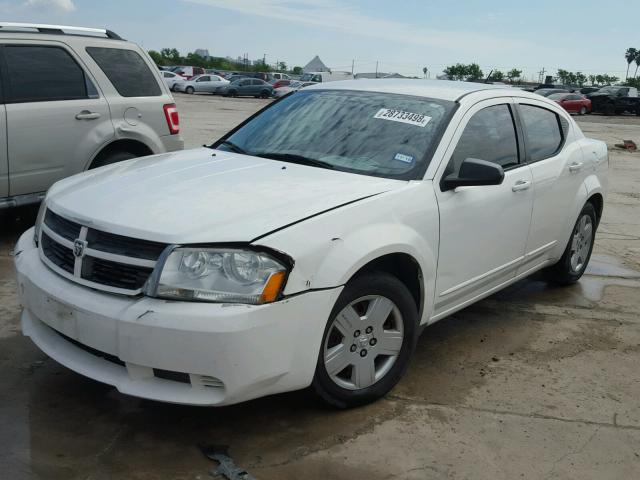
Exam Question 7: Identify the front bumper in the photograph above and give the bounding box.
[14,228,341,406]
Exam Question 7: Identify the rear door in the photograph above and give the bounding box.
[514,99,586,274]
[2,42,113,196]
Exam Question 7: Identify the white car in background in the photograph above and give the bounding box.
[273,81,316,98]
[161,70,185,91]
[15,80,607,408]
[174,74,229,94]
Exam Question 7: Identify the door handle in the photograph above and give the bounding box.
[569,162,583,172]
[512,180,531,192]
[75,110,101,120]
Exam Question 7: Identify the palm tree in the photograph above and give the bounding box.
[635,50,640,78]
[625,48,637,80]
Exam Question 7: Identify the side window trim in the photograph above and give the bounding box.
[514,102,567,164]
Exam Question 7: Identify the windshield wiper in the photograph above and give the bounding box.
[254,152,335,170]
[215,140,249,155]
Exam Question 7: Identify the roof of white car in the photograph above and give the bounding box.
[304,79,514,101]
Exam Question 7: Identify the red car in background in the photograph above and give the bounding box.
[549,92,592,115]
[271,79,291,89]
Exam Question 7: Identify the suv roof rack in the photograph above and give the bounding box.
[0,22,123,40]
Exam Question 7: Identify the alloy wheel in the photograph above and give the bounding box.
[323,295,404,390]
[570,214,593,273]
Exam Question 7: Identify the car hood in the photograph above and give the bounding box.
[47,148,403,244]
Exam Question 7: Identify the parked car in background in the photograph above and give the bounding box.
[225,74,249,83]
[175,74,229,94]
[15,80,607,408]
[271,72,291,81]
[580,87,600,95]
[300,71,354,82]
[587,86,640,115]
[273,81,317,98]
[549,93,591,115]
[161,70,185,91]
[271,79,292,89]
[0,22,183,209]
[171,66,205,79]
[535,88,569,97]
[220,78,273,98]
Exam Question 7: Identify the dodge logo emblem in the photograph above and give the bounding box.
[73,239,87,258]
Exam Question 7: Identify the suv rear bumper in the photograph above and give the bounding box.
[14,228,341,406]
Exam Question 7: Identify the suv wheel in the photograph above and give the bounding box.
[90,150,137,169]
[185,86,195,95]
[312,272,418,408]
[544,202,597,285]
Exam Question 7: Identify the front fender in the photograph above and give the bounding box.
[256,182,440,324]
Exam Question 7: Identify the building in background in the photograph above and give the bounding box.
[303,55,329,73]
[194,48,211,59]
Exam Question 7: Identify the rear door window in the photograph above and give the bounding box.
[519,105,564,162]
[3,45,89,103]
[86,47,161,97]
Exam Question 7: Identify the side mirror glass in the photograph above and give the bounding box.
[441,158,505,192]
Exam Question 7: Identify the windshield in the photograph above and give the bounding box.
[548,93,568,100]
[598,86,621,94]
[215,90,454,180]
[300,73,314,81]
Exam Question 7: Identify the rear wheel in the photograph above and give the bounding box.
[312,272,418,408]
[90,150,137,169]
[260,90,270,99]
[579,106,587,115]
[185,86,195,95]
[544,202,597,285]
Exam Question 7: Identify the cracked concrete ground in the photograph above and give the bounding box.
[1,95,639,479]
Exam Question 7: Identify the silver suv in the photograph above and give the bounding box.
[0,23,184,209]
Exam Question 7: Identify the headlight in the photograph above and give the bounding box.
[149,248,289,304]
[33,199,47,246]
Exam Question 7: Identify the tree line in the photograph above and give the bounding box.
[556,69,619,86]
[148,48,302,74]
[443,64,522,83]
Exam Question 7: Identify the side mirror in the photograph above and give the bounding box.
[441,158,505,192]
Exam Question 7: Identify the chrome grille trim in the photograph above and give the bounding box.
[39,208,167,295]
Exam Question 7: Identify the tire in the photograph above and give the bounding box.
[170,83,177,92]
[90,150,137,169]
[312,272,418,408]
[579,106,587,115]
[185,86,195,95]
[544,202,597,285]
[260,90,270,99]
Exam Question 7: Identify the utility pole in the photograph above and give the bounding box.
[351,59,355,75]
[375,60,379,79]
[263,53,266,67]
[538,67,546,84]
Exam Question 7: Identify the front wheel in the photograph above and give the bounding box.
[185,86,195,94]
[544,202,597,285]
[312,272,418,408]
[579,106,587,115]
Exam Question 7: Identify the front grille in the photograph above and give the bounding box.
[40,208,167,294]
[44,209,81,240]
[82,256,153,291]
[55,330,126,367]
[41,232,75,274]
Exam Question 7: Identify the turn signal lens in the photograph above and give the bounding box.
[260,271,287,304]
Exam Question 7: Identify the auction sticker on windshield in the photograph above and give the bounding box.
[373,108,431,127]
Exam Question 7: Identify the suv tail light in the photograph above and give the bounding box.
[163,104,180,135]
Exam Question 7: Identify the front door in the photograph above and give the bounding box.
[2,43,113,196]
[433,99,534,319]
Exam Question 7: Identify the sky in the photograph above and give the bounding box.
[1,0,637,80]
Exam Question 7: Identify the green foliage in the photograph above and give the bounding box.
[443,63,483,81]
[292,66,303,75]
[489,70,504,82]
[557,69,618,86]
[277,61,287,71]
[506,69,522,83]
[149,47,288,73]
[625,77,640,88]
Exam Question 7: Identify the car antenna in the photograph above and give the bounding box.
[484,69,493,84]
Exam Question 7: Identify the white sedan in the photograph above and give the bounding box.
[14,80,607,408]
[174,74,229,94]
[160,70,185,91]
